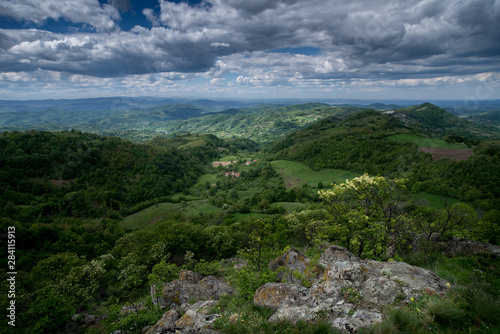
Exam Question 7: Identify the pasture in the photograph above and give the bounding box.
[271,160,360,188]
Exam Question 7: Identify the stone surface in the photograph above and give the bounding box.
[254,247,449,331]
[179,270,204,284]
[145,310,179,334]
[268,248,313,285]
[157,272,235,308]
[319,245,360,267]
[147,300,221,333]
[442,237,500,257]
[361,276,401,305]
[253,283,309,309]
[330,310,383,333]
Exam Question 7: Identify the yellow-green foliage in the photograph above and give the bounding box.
[319,174,410,259]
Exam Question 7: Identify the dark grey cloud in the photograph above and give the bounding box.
[0,0,499,96]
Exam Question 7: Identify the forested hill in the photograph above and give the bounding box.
[265,105,500,210]
[393,103,499,138]
[0,131,186,218]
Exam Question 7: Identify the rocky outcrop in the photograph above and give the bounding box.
[441,237,500,257]
[155,270,235,309]
[144,310,179,334]
[268,248,316,285]
[145,300,222,334]
[254,246,449,333]
[146,271,232,334]
[254,283,309,309]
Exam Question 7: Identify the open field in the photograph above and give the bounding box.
[417,147,474,161]
[120,200,222,230]
[388,134,466,149]
[271,160,360,188]
[120,202,178,230]
[196,173,218,187]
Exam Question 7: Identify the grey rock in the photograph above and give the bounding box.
[179,270,204,284]
[254,247,449,330]
[443,237,500,257]
[319,245,360,267]
[323,261,369,288]
[269,306,318,323]
[361,276,402,305]
[142,326,153,334]
[254,283,309,309]
[145,310,179,334]
[158,272,235,308]
[331,310,382,333]
[268,248,314,285]
[175,310,221,329]
[158,329,223,334]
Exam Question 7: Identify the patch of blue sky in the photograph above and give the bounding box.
[223,73,240,81]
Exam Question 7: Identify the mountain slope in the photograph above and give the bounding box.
[265,104,499,209]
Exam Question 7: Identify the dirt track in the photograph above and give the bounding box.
[418,147,473,161]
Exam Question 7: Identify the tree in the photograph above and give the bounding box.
[413,200,477,243]
[319,174,411,258]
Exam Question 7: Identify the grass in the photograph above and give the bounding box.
[120,200,221,230]
[196,173,218,186]
[219,156,238,162]
[237,187,260,199]
[182,201,220,216]
[120,202,177,230]
[271,160,360,188]
[388,134,466,149]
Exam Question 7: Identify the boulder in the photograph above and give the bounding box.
[330,310,383,333]
[442,237,500,257]
[268,248,314,285]
[157,271,235,308]
[144,310,179,334]
[319,245,360,267]
[179,269,203,283]
[146,301,221,334]
[254,283,309,309]
[254,247,449,331]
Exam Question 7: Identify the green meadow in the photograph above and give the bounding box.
[271,160,360,187]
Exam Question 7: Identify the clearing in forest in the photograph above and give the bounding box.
[271,160,360,188]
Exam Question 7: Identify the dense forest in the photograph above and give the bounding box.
[0,102,499,334]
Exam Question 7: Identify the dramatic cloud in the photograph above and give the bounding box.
[0,0,499,99]
[0,0,121,32]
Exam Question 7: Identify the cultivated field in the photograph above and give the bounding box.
[418,147,474,161]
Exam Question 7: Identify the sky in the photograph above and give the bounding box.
[0,0,499,101]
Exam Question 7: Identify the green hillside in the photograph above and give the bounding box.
[265,105,499,210]
[1,103,499,334]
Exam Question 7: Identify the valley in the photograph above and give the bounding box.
[0,100,499,334]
